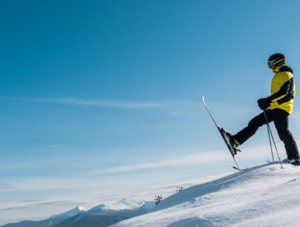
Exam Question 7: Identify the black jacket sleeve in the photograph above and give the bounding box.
[268,78,294,102]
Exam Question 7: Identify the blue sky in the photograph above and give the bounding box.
[2,0,300,224]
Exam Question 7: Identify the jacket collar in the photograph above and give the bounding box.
[272,65,284,74]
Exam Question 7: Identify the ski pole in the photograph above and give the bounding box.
[267,126,275,162]
[263,111,274,162]
[263,110,283,168]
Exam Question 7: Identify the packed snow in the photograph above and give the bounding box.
[111,162,300,227]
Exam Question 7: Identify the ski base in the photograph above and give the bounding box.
[233,166,247,172]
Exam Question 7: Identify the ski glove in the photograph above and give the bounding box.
[257,97,271,110]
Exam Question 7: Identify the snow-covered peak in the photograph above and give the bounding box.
[51,206,87,219]
[89,198,154,213]
[112,198,145,210]
[88,204,106,212]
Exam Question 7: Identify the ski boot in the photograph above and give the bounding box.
[219,127,241,155]
[282,158,300,166]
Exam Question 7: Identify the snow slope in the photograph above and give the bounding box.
[111,162,300,227]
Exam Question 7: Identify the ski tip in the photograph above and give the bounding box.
[201,96,205,103]
[233,166,247,172]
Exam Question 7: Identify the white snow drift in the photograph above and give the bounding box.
[111,162,300,227]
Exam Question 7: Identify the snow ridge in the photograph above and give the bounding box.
[111,163,300,227]
[90,198,153,213]
[51,206,87,219]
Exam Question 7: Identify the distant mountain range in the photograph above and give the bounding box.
[52,213,128,227]
[1,199,155,227]
[1,206,87,227]
[89,198,155,218]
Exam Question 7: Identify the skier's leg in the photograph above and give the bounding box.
[234,109,273,145]
[272,109,300,160]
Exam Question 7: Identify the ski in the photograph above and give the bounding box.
[202,96,243,170]
[233,166,247,171]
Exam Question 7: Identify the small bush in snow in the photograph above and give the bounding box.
[176,186,184,192]
[154,195,163,205]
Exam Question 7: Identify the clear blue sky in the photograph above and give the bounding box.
[2,0,300,224]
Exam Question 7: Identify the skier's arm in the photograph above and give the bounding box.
[267,77,294,103]
[277,94,294,105]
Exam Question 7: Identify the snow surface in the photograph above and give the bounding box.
[111,162,300,227]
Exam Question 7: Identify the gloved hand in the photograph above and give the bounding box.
[257,98,271,110]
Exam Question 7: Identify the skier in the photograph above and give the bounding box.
[229,53,300,166]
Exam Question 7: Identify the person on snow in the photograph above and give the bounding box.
[229,53,300,166]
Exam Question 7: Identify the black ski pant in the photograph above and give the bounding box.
[234,108,299,160]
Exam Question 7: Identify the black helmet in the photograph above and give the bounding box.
[268,53,286,69]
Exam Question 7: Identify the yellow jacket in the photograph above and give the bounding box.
[270,66,295,114]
